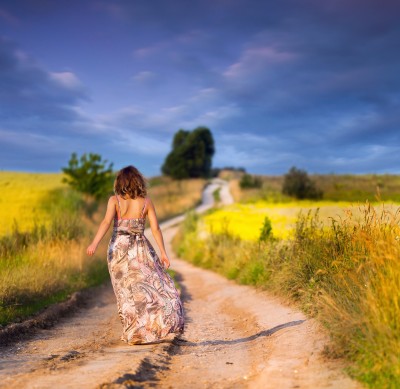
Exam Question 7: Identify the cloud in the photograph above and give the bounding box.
[223,46,298,79]
[49,71,83,90]
[1,0,400,174]
[0,38,88,135]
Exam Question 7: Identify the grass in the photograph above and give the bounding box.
[0,172,205,326]
[0,185,109,326]
[203,200,400,241]
[0,172,205,237]
[174,203,400,388]
[212,187,221,204]
[147,176,206,221]
[227,172,400,203]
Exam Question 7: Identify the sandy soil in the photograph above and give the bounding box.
[0,180,362,388]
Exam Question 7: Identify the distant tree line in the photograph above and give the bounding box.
[61,130,322,202]
[238,166,323,200]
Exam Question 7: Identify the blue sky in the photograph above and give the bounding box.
[1,0,399,176]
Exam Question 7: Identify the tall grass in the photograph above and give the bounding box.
[147,176,205,221]
[0,188,108,326]
[174,203,400,388]
[0,174,206,326]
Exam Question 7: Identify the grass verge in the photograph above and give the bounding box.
[173,204,400,388]
[0,188,108,326]
[0,173,205,327]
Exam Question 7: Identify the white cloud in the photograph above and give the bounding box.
[214,144,271,167]
[49,72,82,89]
[223,45,298,79]
[180,104,241,129]
[133,41,169,59]
[112,131,170,156]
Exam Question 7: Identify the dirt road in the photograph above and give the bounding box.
[0,180,361,388]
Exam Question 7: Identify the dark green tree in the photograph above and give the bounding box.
[162,127,215,179]
[282,166,323,200]
[62,152,114,199]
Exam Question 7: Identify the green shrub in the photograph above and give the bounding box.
[259,216,273,242]
[282,166,323,199]
[62,152,114,200]
[239,173,262,189]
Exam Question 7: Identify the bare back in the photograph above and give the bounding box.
[115,195,147,220]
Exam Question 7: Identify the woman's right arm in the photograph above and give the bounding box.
[86,196,117,256]
[147,198,170,269]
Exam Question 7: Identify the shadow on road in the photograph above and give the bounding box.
[172,269,306,348]
[173,319,306,348]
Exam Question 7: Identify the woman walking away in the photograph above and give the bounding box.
[86,165,184,345]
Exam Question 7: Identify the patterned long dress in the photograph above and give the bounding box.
[107,196,184,344]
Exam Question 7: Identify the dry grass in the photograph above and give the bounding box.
[313,173,400,202]
[0,172,205,235]
[147,176,206,221]
[175,203,400,388]
[0,173,205,325]
[0,172,105,325]
[227,172,400,203]
[0,207,109,325]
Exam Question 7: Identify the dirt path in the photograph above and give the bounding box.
[147,228,361,389]
[0,180,362,388]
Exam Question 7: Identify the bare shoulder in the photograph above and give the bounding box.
[108,195,117,204]
[145,196,154,206]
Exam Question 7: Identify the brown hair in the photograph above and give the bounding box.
[114,165,147,199]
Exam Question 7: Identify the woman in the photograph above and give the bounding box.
[86,165,184,344]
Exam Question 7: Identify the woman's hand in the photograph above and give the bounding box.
[86,243,98,256]
[160,253,170,269]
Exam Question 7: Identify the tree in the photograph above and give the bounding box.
[282,166,323,200]
[162,127,215,179]
[62,152,114,199]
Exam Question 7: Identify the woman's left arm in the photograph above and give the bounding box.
[86,196,117,256]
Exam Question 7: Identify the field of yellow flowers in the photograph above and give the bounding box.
[0,172,66,236]
[203,200,400,240]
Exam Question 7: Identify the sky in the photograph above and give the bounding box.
[0,0,399,176]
